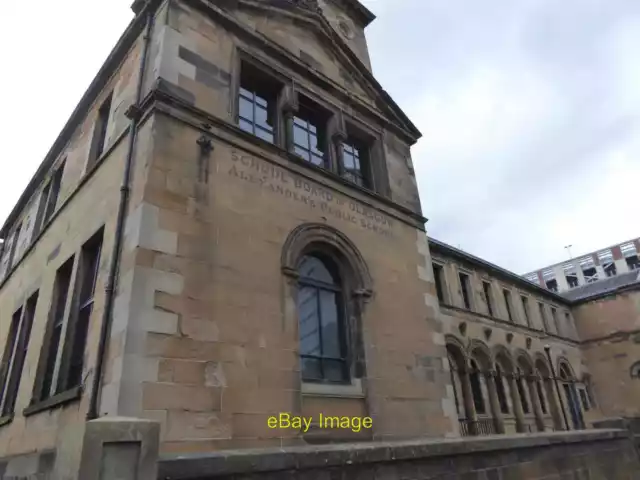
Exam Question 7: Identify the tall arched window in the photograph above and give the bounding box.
[516,368,530,414]
[495,365,509,414]
[297,254,348,383]
[469,360,486,414]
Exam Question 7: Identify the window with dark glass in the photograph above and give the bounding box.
[469,360,485,414]
[0,307,23,415]
[516,370,530,414]
[7,222,22,269]
[579,388,590,411]
[297,255,348,383]
[483,281,494,317]
[36,160,66,236]
[550,307,560,334]
[88,93,113,169]
[495,365,509,414]
[459,272,472,310]
[36,257,74,402]
[539,303,549,332]
[238,62,279,144]
[340,135,370,188]
[59,229,103,391]
[1,292,38,416]
[503,289,514,323]
[433,263,447,303]
[521,296,531,327]
[293,100,328,168]
[536,380,547,414]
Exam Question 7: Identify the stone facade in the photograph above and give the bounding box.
[0,0,638,478]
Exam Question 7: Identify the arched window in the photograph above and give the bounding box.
[516,368,530,414]
[535,380,547,414]
[469,360,486,414]
[495,365,509,414]
[630,362,640,379]
[297,254,348,383]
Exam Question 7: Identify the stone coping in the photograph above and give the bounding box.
[158,429,628,479]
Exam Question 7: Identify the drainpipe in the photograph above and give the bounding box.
[87,5,155,420]
[544,344,570,431]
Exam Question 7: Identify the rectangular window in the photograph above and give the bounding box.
[564,312,575,339]
[542,269,557,292]
[598,250,617,277]
[340,135,370,188]
[37,257,75,401]
[88,94,113,170]
[483,281,494,317]
[293,99,328,168]
[1,292,38,416]
[521,295,531,327]
[459,272,472,310]
[503,289,514,323]
[563,263,579,288]
[37,160,66,234]
[621,242,640,271]
[0,308,23,414]
[579,388,590,411]
[580,257,598,284]
[433,263,446,303]
[238,62,279,144]
[539,303,549,332]
[59,230,104,391]
[7,222,22,269]
[550,307,560,335]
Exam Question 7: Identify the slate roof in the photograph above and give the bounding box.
[561,270,640,303]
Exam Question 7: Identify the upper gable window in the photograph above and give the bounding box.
[293,99,329,167]
[238,62,281,144]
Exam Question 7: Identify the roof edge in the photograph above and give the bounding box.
[428,237,571,305]
[0,9,150,238]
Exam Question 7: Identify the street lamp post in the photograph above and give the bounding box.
[545,344,570,431]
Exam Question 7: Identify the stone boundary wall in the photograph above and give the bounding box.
[157,429,639,480]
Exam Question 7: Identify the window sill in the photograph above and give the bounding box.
[23,386,82,417]
[0,414,13,428]
[301,379,364,398]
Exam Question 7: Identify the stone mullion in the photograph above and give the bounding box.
[484,370,505,434]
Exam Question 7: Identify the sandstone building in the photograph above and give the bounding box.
[0,0,637,478]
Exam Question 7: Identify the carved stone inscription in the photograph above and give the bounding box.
[228,150,393,237]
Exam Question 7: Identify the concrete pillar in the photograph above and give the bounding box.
[460,367,478,435]
[528,375,546,432]
[78,417,160,480]
[552,265,569,292]
[509,374,526,433]
[485,371,505,434]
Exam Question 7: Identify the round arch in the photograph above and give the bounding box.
[514,349,534,375]
[468,339,493,371]
[630,361,640,379]
[557,357,576,381]
[446,335,467,371]
[493,345,514,373]
[534,353,551,377]
[281,223,373,296]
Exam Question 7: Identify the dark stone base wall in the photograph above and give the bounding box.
[158,430,639,480]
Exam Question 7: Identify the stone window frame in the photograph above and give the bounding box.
[0,291,39,425]
[480,277,496,318]
[456,267,475,312]
[281,223,372,397]
[86,91,114,174]
[431,259,450,305]
[26,226,105,416]
[500,285,516,324]
[232,48,389,196]
[516,291,533,329]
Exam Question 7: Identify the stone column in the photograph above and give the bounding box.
[460,366,478,435]
[508,373,526,433]
[485,370,505,434]
[77,417,160,480]
[528,375,546,432]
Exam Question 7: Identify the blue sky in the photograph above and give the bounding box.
[1,0,638,273]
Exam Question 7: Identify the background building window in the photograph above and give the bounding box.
[297,255,348,383]
[237,62,280,144]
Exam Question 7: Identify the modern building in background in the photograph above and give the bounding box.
[0,0,638,478]
[523,238,640,293]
